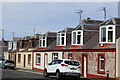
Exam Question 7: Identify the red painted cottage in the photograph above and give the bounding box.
[33,18,120,80]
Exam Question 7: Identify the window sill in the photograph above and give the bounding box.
[56,45,66,46]
[36,64,40,66]
[72,44,83,45]
[97,70,105,74]
[99,42,115,44]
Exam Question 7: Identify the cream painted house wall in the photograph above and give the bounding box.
[4,52,16,61]
[16,52,32,70]
[4,52,9,59]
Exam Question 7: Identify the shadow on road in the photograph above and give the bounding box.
[1,78,90,80]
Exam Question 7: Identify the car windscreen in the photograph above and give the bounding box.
[54,60,63,64]
[64,61,80,66]
[6,60,14,64]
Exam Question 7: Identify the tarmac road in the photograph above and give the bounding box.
[1,68,104,80]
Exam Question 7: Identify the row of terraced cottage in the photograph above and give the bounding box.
[4,17,120,80]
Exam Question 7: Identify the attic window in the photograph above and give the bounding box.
[57,33,66,46]
[72,30,83,45]
[39,36,46,47]
[99,25,115,44]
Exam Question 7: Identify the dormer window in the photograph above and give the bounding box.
[72,30,83,45]
[100,25,115,44]
[39,36,46,47]
[13,42,17,50]
[57,33,66,46]
[8,41,13,50]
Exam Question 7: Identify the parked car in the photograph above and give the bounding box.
[43,59,81,79]
[0,59,4,67]
[2,59,16,70]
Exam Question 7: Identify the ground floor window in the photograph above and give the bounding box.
[68,53,73,60]
[36,54,41,65]
[18,54,21,63]
[97,54,105,74]
[52,53,58,60]
[28,54,31,64]
[8,54,11,60]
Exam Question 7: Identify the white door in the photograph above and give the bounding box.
[44,54,48,68]
[84,55,87,77]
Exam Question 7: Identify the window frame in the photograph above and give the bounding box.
[39,36,47,48]
[52,53,58,60]
[99,25,115,44]
[28,54,31,64]
[57,33,66,46]
[97,53,105,74]
[8,41,13,50]
[68,53,73,60]
[13,41,17,50]
[36,53,41,66]
[72,30,83,45]
[31,40,35,48]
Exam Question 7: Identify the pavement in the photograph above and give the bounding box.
[16,68,43,75]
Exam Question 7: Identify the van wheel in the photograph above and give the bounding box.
[43,70,49,77]
[56,71,61,79]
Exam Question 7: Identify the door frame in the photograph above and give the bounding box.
[82,53,88,77]
[44,53,48,68]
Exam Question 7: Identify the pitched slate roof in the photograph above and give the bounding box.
[58,28,73,33]
[34,18,120,52]
[100,18,120,26]
[40,31,57,37]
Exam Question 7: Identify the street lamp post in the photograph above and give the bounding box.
[2,29,4,41]
[0,29,5,59]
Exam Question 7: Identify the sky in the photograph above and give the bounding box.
[1,2,119,40]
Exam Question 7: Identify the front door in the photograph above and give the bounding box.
[14,54,16,66]
[24,55,26,67]
[82,55,87,77]
[44,54,48,68]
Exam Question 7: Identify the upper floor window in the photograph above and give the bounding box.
[13,42,17,50]
[57,33,66,46]
[25,41,29,48]
[8,41,13,50]
[31,40,34,47]
[39,36,46,47]
[72,30,83,45]
[100,25,115,44]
